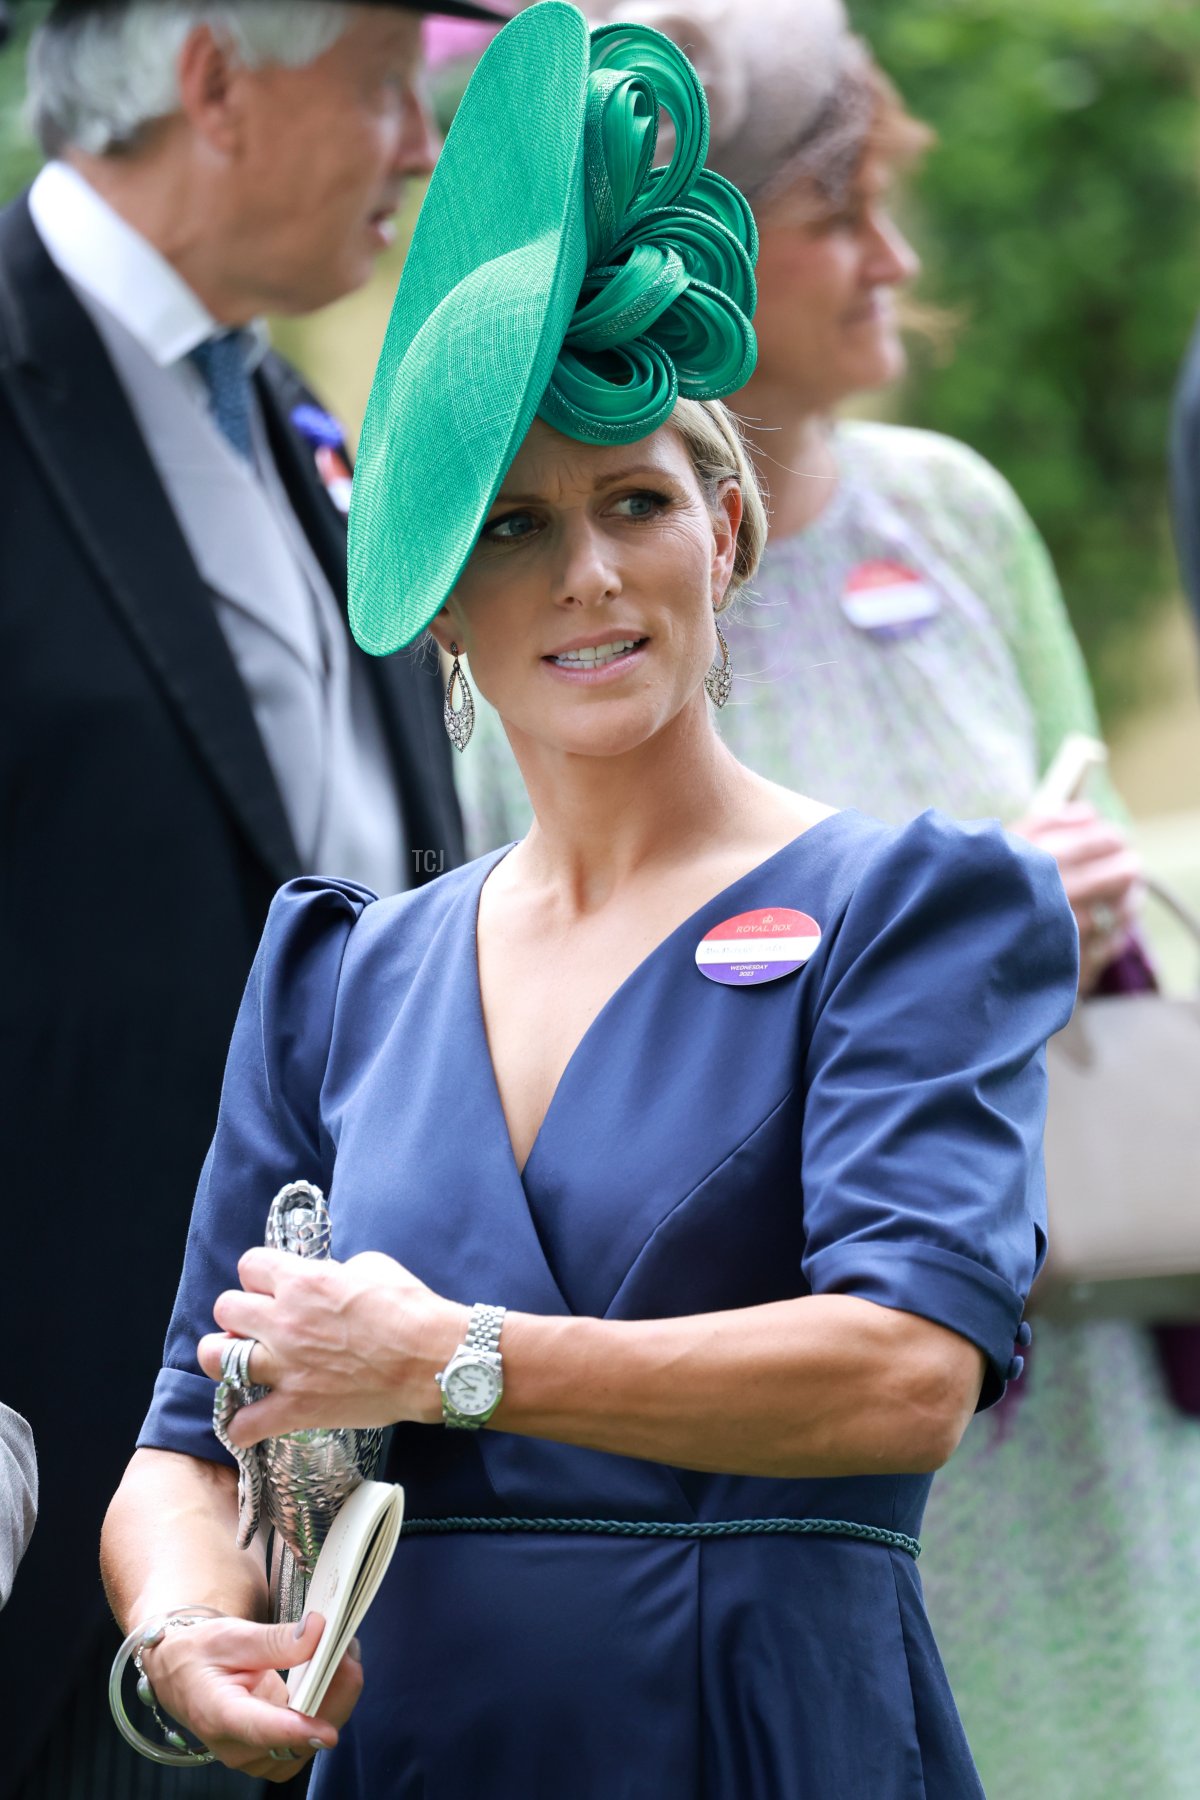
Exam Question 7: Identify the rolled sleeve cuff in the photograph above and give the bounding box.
[137,1367,235,1468]
[806,1239,1025,1408]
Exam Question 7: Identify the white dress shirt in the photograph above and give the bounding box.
[28,161,408,896]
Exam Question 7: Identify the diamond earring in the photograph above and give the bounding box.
[704,619,732,709]
[443,644,475,751]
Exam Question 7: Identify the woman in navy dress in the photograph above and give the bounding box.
[101,8,1077,1793]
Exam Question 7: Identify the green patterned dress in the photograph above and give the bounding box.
[455,421,1200,1799]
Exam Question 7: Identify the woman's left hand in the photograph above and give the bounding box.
[197,1249,467,1448]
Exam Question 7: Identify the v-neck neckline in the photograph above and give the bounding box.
[469,809,854,1183]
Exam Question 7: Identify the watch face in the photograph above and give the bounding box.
[445,1359,501,1418]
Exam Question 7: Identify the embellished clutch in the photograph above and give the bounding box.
[211,1180,382,1621]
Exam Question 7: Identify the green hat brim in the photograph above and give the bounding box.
[349,3,592,657]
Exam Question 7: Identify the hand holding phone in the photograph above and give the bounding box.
[1014,733,1142,993]
[1029,732,1108,814]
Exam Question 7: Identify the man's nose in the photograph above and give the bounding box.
[394,82,441,179]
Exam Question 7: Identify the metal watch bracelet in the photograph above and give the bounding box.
[464,1302,506,1358]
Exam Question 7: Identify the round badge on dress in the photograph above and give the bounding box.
[695,908,822,988]
[841,560,940,636]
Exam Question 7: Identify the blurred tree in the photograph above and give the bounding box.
[0,1,43,204]
[852,0,1200,714]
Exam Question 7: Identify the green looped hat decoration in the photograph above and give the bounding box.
[348,1,758,656]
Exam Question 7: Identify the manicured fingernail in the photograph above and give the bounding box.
[347,1636,362,1663]
[309,1738,326,1752]
[293,1612,311,1640]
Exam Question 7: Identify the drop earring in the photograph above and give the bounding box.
[704,617,732,709]
[443,643,475,751]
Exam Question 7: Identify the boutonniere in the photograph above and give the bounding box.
[291,403,353,515]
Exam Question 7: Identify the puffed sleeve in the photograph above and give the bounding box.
[800,812,1077,1408]
[137,877,373,1465]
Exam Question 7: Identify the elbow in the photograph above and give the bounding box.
[900,1412,969,1474]
[890,1335,986,1473]
[99,1449,150,1609]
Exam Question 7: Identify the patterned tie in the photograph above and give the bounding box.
[188,330,255,464]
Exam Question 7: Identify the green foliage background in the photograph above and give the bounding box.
[0,5,43,198]
[2,1,1200,715]
[851,0,1200,712]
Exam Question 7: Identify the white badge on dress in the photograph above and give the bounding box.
[695,908,822,988]
[841,560,940,636]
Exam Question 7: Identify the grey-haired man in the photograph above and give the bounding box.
[0,3,502,1793]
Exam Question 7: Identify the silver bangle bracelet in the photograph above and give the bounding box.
[108,1606,223,1768]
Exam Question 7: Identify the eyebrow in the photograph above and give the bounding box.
[490,464,675,506]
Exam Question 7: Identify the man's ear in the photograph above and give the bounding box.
[176,23,245,156]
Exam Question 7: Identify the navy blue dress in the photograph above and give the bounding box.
[139,809,1077,1798]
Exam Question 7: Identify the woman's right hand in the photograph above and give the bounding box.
[1008,802,1143,994]
[139,1610,363,1782]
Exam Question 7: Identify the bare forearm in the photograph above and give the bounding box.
[101,1448,268,1633]
[495,1295,984,1478]
[201,1256,985,1481]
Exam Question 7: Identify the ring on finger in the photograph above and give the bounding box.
[220,1336,258,1389]
[268,1746,302,1763]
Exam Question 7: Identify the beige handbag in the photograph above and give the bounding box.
[1035,879,1200,1322]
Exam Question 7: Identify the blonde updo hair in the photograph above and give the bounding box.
[670,398,767,608]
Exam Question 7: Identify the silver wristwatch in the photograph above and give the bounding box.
[435,1303,506,1429]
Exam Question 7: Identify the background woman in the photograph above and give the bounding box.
[100,9,1075,1795]
[462,4,1199,1795]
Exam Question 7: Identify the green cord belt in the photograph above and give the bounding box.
[399,1516,921,1561]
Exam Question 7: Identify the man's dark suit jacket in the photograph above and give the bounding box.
[0,193,464,1792]
[1170,312,1200,644]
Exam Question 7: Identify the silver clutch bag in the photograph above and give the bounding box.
[212,1180,382,1621]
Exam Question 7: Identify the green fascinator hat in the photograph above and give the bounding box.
[348,0,758,655]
